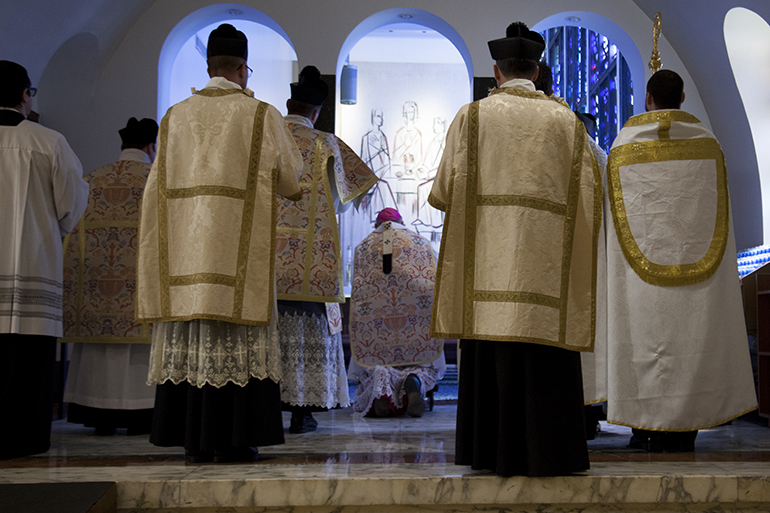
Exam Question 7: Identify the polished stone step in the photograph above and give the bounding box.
[0,482,116,513]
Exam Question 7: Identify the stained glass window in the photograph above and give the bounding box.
[542,26,634,152]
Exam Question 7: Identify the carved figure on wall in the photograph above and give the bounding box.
[413,117,447,248]
[392,101,423,216]
[360,108,391,178]
[360,108,396,223]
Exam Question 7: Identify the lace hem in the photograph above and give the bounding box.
[353,365,441,415]
[278,311,350,408]
[147,319,282,389]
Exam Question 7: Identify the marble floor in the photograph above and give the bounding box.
[2,405,770,512]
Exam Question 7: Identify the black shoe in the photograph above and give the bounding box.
[373,397,391,417]
[214,446,258,463]
[289,413,318,434]
[185,449,214,463]
[629,429,664,452]
[94,426,117,436]
[404,374,425,418]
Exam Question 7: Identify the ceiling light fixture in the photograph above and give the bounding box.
[228,9,244,16]
[397,13,414,20]
[565,15,581,23]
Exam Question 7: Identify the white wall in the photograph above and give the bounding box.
[725,8,770,247]
[26,0,737,235]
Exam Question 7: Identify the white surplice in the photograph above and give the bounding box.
[0,109,88,336]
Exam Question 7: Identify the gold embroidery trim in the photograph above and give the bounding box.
[158,110,172,317]
[608,405,757,432]
[76,216,86,336]
[169,273,235,287]
[164,186,246,200]
[194,88,251,98]
[276,226,307,234]
[446,334,594,352]
[474,290,560,309]
[300,136,325,297]
[657,120,671,140]
[623,110,700,127]
[590,150,602,348]
[318,140,346,303]
[607,137,728,287]
[490,87,551,101]
[477,195,567,216]
[428,191,446,212]
[430,170,454,337]
[557,117,585,345]
[232,102,267,319]
[462,101,480,335]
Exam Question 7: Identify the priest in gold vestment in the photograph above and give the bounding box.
[275,66,377,433]
[136,25,303,462]
[606,70,756,452]
[429,22,601,476]
[62,117,158,435]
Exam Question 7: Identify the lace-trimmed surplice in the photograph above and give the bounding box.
[148,319,282,388]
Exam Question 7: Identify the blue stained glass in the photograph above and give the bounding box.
[540,25,634,152]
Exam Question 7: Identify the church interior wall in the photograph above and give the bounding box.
[1,0,767,248]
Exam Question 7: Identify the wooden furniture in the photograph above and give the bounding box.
[745,265,770,425]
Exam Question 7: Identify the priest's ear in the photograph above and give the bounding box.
[681,91,686,105]
[493,64,504,87]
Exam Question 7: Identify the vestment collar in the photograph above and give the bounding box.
[284,114,314,128]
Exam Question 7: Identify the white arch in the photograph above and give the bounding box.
[532,11,645,117]
[336,8,473,86]
[725,7,770,245]
[156,3,296,119]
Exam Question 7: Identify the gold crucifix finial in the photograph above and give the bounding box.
[649,11,662,73]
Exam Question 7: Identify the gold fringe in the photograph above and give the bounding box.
[608,406,758,432]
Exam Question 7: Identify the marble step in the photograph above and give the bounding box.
[112,463,770,512]
[0,482,116,513]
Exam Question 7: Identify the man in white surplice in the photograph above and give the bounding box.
[605,70,757,452]
[0,60,88,460]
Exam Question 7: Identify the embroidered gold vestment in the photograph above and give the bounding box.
[136,89,302,326]
[275,122,377,303]
[428,86,601,351]
[350,226,443,367]
[62,159,152,343]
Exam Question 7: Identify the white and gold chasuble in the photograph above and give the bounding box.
[350,225,443,367]
[136,83,302,327]
[275,120,377,303]
[606,110,756,431]
[429,81,601,351]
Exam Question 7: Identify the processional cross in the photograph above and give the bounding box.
[649,11,662,73]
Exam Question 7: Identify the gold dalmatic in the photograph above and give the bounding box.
[275,122,377,303]
[136,89,302,326]
[428,87,601,351]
